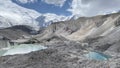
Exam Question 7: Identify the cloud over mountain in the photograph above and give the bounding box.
[68,0,120,17]
[42,0,67,7]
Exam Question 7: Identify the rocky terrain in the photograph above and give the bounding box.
[0,12,120,68]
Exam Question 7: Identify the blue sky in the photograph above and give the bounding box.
[12,0,120,17]
[12,0,72,16]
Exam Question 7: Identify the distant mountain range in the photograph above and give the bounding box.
[0,11,120,68]
[34,12,120,42]
[0,0,70,30]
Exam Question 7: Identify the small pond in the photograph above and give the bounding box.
[84,51,111,61]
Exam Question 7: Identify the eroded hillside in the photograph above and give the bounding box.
[1,12,120,68]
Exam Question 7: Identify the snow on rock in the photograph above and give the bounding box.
[0,0,71,29]
[0,0,41,30]
[36,13,69,27]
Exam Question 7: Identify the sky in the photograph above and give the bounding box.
[12,0,72,16]
[12,0,120,18]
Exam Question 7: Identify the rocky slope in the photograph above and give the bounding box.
[0,25,36,40]
[35,12,120,41]
[0,12,120,68]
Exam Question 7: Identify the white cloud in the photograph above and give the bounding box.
[36,13,70,27]
[43,13,68,22]
[68,0,90,16]
[16,0,37,4]
[68,0,120,17]
[42,0,66,7]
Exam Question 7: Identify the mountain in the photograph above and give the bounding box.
[0,25,37,40]
[36,14,69,27]
[30,12,120,68]
[1,0,120,68]
[0,12,120,68]
[33,12,119,41]
[0,0,70,30]
[0,0,41,30]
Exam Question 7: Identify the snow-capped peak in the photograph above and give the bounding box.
[0,0,41,30]
[0,0,71,30]
[36,13,70,27]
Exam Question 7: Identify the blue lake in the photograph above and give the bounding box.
[85,51,111,61]
[0,44,47,56]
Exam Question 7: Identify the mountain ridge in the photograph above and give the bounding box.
[0,11,120,68]
[33,12,120,42]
